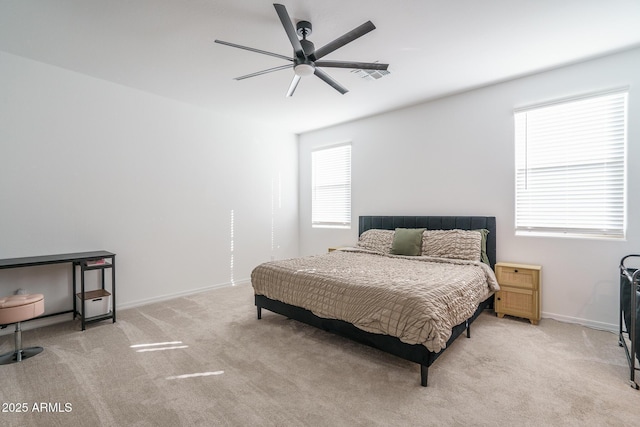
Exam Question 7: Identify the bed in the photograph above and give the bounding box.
[251,215,498,386]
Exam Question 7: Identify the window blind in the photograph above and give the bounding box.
[515,91,627,238]
[312,143,351,228]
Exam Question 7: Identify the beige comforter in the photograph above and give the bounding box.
[251,249,500,352]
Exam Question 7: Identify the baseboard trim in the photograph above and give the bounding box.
[542,311,617,332]
[118,279,249,310]
[0,313,75,336]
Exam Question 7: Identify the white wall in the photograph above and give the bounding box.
[298,47,640,331]
[0,52,298,331]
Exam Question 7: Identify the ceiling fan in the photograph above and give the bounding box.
[215,3,389,97]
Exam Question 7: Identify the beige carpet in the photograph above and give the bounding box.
[1,283,638,426]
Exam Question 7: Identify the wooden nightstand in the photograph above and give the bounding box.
[494,262,541,325]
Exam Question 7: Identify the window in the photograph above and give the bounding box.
[312,143,351,228]
[515,90,627,239]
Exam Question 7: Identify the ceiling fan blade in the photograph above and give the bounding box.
[234,64,292,81]
[215,39,292,62]
[314,60,388,70]
[314,68,348,95]
[313,21,376,60]
[286,75,301,97]
[273,4,306,60]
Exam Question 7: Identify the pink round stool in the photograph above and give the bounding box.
[0,294,45,364]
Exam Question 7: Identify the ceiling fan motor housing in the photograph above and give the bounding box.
[296,20,312,37]
[300,39,315,59]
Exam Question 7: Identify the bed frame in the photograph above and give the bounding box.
[255,215,497,386]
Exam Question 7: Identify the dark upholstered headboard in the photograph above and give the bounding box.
[358,216,497,269]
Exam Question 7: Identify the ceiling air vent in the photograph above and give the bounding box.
[351,66,390,81]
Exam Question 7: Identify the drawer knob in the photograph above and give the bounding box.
[514,269,518,273]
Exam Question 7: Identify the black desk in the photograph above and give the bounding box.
[0,251,116,330]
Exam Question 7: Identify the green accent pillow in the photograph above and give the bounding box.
[475,229,490,265]
[390,228,425,256]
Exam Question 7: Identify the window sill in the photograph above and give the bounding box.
[312,224,351,230]
[516,230,625,241]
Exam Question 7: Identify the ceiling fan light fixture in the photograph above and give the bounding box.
[294,63,315,77]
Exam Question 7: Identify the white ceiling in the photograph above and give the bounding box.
[1,0,640,134]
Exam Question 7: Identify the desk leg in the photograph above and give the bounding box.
[81,264,86,331]
[72,262,77,319]
[112,256,116,323]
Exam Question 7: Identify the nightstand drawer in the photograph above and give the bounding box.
[495,264,540,290]
[496,268,537,290]
[495,287,535,319]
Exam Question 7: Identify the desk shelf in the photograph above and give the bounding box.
[83,263,113,271]
[73,254,116,331]
[83,311,115,325]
